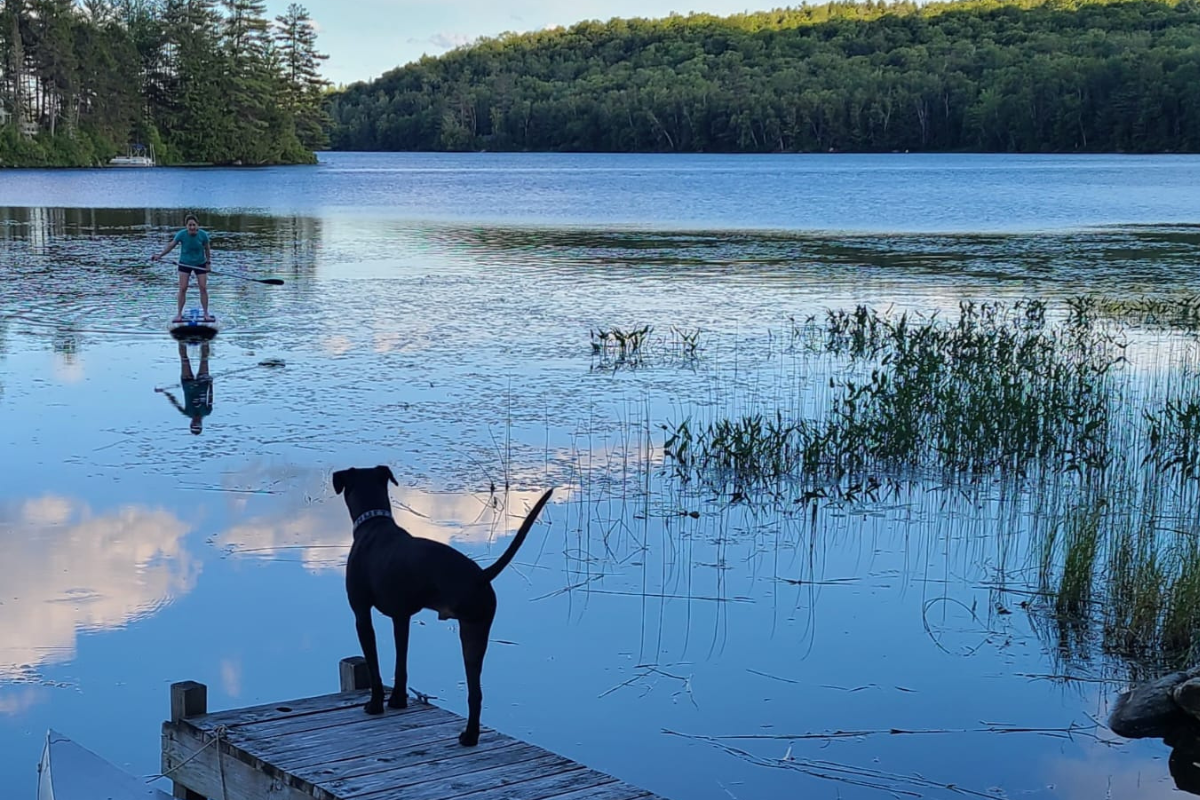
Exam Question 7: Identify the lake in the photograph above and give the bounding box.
[4,151,1200,799]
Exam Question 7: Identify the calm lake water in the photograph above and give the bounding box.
[5,152,1200,799]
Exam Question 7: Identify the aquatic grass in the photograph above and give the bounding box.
[590,324,704,370]
[1144,395,1200,481]
[664,299,1126,499]
[671,326,702,358]
[567,294,1200,675]
[1028,453,1200,668]
[823,305,891,359]
[1052,503,1102,623]
[652,295,1200,667]
[1071,293,1200,333]
[592,325,653,358]
[1102,498,1167,659]
[1161,541,1200,659]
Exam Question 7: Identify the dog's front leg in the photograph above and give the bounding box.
[389,616,410,709]
[354,609,386,714]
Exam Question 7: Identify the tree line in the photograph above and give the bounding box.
[328,0,1200,154]
[0,0,330,167]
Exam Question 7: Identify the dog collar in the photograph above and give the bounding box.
[352,509,392,532]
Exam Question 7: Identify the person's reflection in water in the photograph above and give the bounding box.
[157,341,214,434]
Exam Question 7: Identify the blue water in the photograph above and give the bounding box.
[2,152,1198,799]
[5,151,1200,231]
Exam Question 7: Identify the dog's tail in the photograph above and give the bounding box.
[481,488,553,582]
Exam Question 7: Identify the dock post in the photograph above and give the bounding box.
[169,681,207,800]
[339,655,369,691]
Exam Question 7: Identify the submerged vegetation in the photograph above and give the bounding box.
[662,296,1200,669]
[331,0,1200,154]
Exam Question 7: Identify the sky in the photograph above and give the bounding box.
[299,0,763,87]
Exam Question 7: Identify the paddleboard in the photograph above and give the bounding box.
[169,308,219,341]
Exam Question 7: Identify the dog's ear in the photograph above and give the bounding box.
[332,469,347,495]
[376,465,398,486]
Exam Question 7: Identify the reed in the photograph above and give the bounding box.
[590,324,704,369]
[664,299,1125,498]
[656,296,1200,666]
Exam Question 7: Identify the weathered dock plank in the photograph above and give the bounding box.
[161,658,669,800]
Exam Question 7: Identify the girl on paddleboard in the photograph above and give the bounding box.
[152,214,214,323]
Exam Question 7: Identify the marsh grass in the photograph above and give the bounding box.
[590,324,703,369]
[1051,503,1102,642]
[665,299,1126,498]
[1074,293,1200,333]
[1144,395,1200,480]
[656,296,1200,666]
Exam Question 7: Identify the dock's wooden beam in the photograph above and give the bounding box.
[168,681,206,800]
[163,679,322,800]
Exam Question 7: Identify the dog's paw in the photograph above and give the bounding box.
[388,693,408,710]
[458,728,480,747]
[363,700,385,715]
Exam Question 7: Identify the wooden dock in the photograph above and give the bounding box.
[160,657,667,800]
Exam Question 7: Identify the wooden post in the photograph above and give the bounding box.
[169,682,207,800]
[339,656,369,691]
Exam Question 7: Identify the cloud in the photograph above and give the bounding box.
[1044,739,1180,799]
[321,334,353,356]
[0,497,198,680]
[0,688,44,717]
[422,31,475,51]
[220,658,242,698]
[214,485,559,573]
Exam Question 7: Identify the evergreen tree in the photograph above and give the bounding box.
[221,0,272,161]
[0,0,325,166]
[0,0,29,130]
[274,2,328,148]
[26,0,79,136]
[162,0,228,162]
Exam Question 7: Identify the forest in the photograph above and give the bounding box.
[0,0,329,166]
[328,0,1200,154]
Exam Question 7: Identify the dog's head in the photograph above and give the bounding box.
[332,465,399,515]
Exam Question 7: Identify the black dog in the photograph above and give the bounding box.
[333,465,552,746]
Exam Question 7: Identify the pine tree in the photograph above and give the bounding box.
[0,0,325,165]
[26,0,79,136]
[161,0,229,162]
[0,0,29,130]
[274,2,328,148]
[221,0,281,162]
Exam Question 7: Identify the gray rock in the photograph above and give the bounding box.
[1175,678,1200,721]
[1109,671,1191,739]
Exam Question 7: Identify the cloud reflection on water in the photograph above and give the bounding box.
[0,496,198,682]
[1046,739,1180,799]
[214,485,559,573]
[0,688,43,717]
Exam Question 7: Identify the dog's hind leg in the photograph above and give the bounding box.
[389,616,410,709]
[457,620,490,746]
[354,609,386,715]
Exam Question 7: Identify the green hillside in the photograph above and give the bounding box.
[328,0,1200,153]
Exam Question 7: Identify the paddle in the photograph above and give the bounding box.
[162,260,285,286]
[153,358,286,391]
[210,269,284,286]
